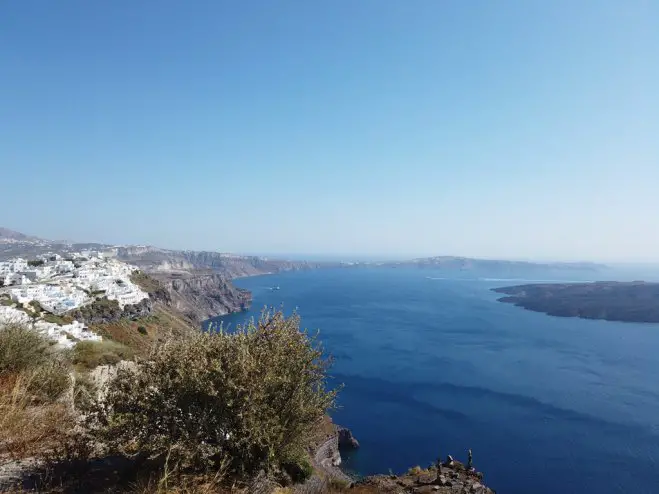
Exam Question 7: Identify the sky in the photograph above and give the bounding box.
[1,1,658,261]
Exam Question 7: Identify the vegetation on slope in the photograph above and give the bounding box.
[72,340,134,369]
[0,315,491,493]
[130,270,165,294]
[85,310,338,483]
[0,325,73,461]
[0,312,343,492]
[90,305,197,356]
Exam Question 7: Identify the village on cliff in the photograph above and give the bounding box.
[0,251,147,348]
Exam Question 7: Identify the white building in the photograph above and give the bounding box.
[0,258,29,275]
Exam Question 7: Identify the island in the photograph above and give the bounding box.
[493,281,659,323]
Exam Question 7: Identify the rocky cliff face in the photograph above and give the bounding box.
[153,272,252,325]
[310,422,494,494]
[65,271,249,328]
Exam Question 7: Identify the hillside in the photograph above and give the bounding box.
[494,281,659,323]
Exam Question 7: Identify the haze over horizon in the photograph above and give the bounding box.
[2,1,658,262]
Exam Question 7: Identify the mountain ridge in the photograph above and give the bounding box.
[1,227,610,274]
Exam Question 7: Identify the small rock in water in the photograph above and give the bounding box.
[337,426,360,449]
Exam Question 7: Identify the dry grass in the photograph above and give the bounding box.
[0,324,76,462]
[130,271,165,294]
[131,476,243,494]
[0,372,75,461]
[287,478,378,494]
[91,307,196,355]
[72,340,134,369]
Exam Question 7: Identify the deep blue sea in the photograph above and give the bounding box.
[208,267,659,494]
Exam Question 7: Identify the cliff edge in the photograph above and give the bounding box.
[152,271,251,325]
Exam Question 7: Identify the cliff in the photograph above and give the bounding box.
[151,271,251,325]
[113,246,331,278]
[494,281,659,323]
[308,419,493,493]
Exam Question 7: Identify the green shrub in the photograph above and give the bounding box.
[72,340,134,369]
[85,310,338,480]
[42,313,74,325]
[281,450,314,483]
[137,326,148,335]
[0,324,51,376]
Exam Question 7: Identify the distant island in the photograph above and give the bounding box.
[493,281,659,323]
[378,256,607,273]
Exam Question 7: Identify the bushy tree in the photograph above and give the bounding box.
[0,323,52,376]
[86,310,338,480]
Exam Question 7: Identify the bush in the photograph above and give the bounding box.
[26,359,71,403]
[43,312,74,325]
[73,372,98,410]
[0,324,52,376]
[281,450,314,483]
[29,300,44,310]
[86,310,338,480]
[72,340,134,369]
[137,325,148,335]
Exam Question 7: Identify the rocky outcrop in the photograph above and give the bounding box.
[311,422,355,485]
[357,460,494,493]
[337,426,360,450]
[309,425,493,493]
[153,272,251,325]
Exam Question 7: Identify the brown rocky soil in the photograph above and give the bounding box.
[355,461,493,494]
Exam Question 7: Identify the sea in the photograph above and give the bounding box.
[207,266,659,494]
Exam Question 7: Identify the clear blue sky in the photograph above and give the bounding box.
[1,1,657,261]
